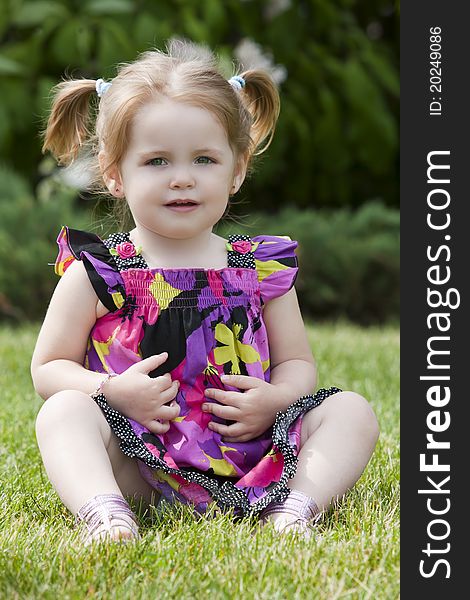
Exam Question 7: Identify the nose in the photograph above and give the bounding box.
[169,167,195,190]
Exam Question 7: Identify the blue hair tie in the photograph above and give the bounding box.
[228,75,246,91]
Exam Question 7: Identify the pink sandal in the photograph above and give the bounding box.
[76,494,140,545]
[259,489,322,539]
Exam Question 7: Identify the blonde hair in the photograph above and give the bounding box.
[42,39,280,202]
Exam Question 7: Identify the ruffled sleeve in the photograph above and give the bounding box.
[252,235,299,303]
[54,226,125,312]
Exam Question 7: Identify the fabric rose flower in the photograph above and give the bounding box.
[115,242,137,259]
[231,240,252,254]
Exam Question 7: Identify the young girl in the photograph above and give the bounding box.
[32,40,379,545]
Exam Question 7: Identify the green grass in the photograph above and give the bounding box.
[0,322,399,599]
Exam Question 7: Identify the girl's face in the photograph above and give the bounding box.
[112,98,246,240]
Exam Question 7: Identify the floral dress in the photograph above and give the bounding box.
[55,227,340,517]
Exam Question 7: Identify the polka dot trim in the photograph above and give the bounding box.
[105,232,257,273]
[104,233,148,271]
[227,234,256,270]
[91,386,342,517]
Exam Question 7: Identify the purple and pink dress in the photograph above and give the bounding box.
[55,227,340,517]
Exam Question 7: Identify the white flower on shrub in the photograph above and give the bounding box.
[239,0,291,18]
[59,156,95,190]
[234,38,287,85]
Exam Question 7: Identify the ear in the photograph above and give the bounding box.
[99,151,124,198]
[231,155,248,195]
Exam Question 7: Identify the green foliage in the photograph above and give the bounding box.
[0,164,88,321]
[0,0,398,209]
[218,200,399,324]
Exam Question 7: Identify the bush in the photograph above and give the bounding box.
[0,165,87,321]
[218,201,399,324]
[1,0,398,210]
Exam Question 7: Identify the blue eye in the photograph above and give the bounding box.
[147,157,167,166]
[195,156,214,164]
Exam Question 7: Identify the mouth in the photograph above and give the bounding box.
[164,199,199,212]
[165,199,199,207]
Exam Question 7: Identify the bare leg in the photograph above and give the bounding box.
[35,390,158,524]
[265,391,379,531]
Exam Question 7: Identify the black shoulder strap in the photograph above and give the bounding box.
[66,229,124,312]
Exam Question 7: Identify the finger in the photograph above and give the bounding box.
[204,387,241,407]
[162,399,178,407]
[207,421,244,438]
[157,403,181,421]
[221,374,263,390]
[159,381,180,404]
[146,420,170,435]
[154,372,173,391]
[134,353,168,374]
[201,401,239,421]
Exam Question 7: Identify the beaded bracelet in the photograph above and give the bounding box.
[91,373,117,398]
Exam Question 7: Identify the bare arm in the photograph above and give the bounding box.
[31,260,107,399]
[31,260,180,434]
[262,286,317,411]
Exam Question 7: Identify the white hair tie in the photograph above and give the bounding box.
[228,75,246,91]
[95,78,112,98]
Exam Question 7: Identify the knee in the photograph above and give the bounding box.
[35,390,95,439]
[330,391,380,445]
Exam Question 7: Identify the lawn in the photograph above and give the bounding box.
[0,321,399,599]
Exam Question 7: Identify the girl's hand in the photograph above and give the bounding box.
[202,375,282,443]
[103,353,180,435]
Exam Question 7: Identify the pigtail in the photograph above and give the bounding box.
[42,79,97,166]
[239,70,280,156]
